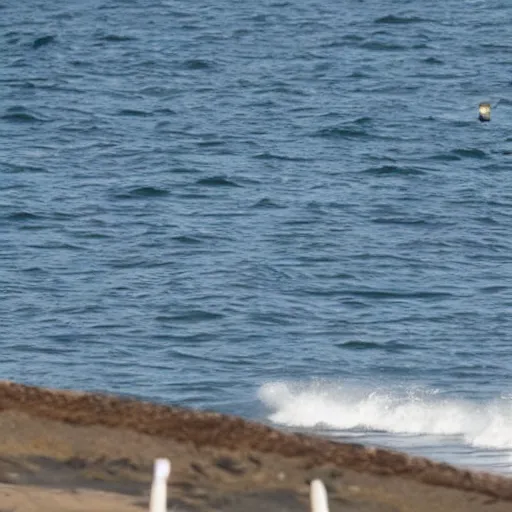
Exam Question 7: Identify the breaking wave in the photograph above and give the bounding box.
[258,381,512,451]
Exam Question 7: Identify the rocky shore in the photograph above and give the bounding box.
[0,381,510,511]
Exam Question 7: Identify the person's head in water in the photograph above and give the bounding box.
[479,103,491,122]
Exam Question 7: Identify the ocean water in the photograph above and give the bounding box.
[2,0,512,474]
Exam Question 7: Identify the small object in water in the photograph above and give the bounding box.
[479,102,491,122]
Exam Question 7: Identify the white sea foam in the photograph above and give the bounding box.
[258,381,512,451]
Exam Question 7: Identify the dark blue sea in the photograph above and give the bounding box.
[2,0,512,474]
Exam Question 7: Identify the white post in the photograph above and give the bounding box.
[310,479,329,512]
[150,458,171,512]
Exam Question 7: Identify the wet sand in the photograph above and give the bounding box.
[0,381,510,511]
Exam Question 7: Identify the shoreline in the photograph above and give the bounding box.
[0,380,511,511]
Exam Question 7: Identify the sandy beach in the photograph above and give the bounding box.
[0,381,511,511]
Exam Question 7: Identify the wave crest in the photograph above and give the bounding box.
[258,381,512,450]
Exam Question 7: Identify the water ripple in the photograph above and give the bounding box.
[2,0,512,474]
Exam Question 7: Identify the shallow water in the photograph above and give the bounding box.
[2,0,512,474]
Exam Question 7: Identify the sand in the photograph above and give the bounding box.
[0,380,510,511]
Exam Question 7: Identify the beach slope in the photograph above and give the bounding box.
[0,381,510,511]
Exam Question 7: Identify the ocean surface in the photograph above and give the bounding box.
[2,0,512,474]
